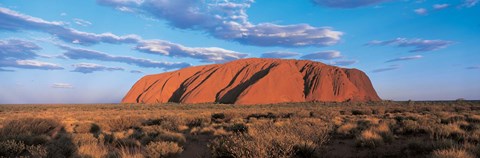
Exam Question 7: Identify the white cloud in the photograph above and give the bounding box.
[52,83,73,88]
[300,50,342,60]
[460,0,478,8]
[60,44,191,69]
[414,8,428,15]
[433,4,449,9]
[97,0,343,47]
[73,18,92,27]
[260,51,300,58]
[135,40,247,63]
[71,63,124,73]
[311,0,390,8]
[333,60,358,66]
[385,55,423,63]
[367,38,454,52]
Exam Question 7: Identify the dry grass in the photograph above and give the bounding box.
[0,101,478,157]
[432,148,476,158]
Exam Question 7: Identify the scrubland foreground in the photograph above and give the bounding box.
[0,101,479,158]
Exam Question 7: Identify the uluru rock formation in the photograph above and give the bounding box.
[122,58,381,105]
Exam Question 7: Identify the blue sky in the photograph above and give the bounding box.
[0,0,479,104]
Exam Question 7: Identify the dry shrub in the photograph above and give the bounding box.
[45,133,77,158]
[213,128,230,137]
[0,118,61,136]
[74,122,101,134]
[332,117,343,126]
[356,129,383,148]
[27,145,47,157]
[466,115,480,123]
[336,122,358,136]
[402,139,456,156]
[0,140,26,157]
[396,119,433,135]
[441,115,465,124]
[77,143,108,158]
[114,138,141,148]
[156,131,186,145]
[210,118,331,158]
[118,147,143,158]
[0,118,76,157]
[431,124,465,140]
[143,116,185,132]
[432,148,475,158]
[211,113,235,123]
[351,109,371,115]
[145,141,183,158]
[187,117,210,128]
[106,117,143,132]
[191,126,215,135]
[227,123,248,133]
[72,133,98,146]
[143,126,186,145]
[372,123,394,143]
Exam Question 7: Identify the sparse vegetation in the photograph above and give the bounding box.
[0,101,479,157]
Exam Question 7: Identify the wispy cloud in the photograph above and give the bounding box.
[311,0,389,8]
[13,60,64,70]
[300,50,342,60]
[366,38,454,52]
[130,70,143,74]
[414,8,428,15]
[260,51,300,58]
[0,7,247,63]
[385,55,423,63]
[466,65,480,70]
[372,65,400,73]
[0,39,64,70]
[73,18,92,27]
[135,40,247,63]
[97,0,343,47]
[52,83,73,88]
[0,7,140,45]
[0,68,14,72]
[433,4,450,9]
[59,44,191,70]
[71,63,124,73]
[332,60,358,66]
[460,0,478,8]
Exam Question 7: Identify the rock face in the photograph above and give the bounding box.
[122,58,381,105]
